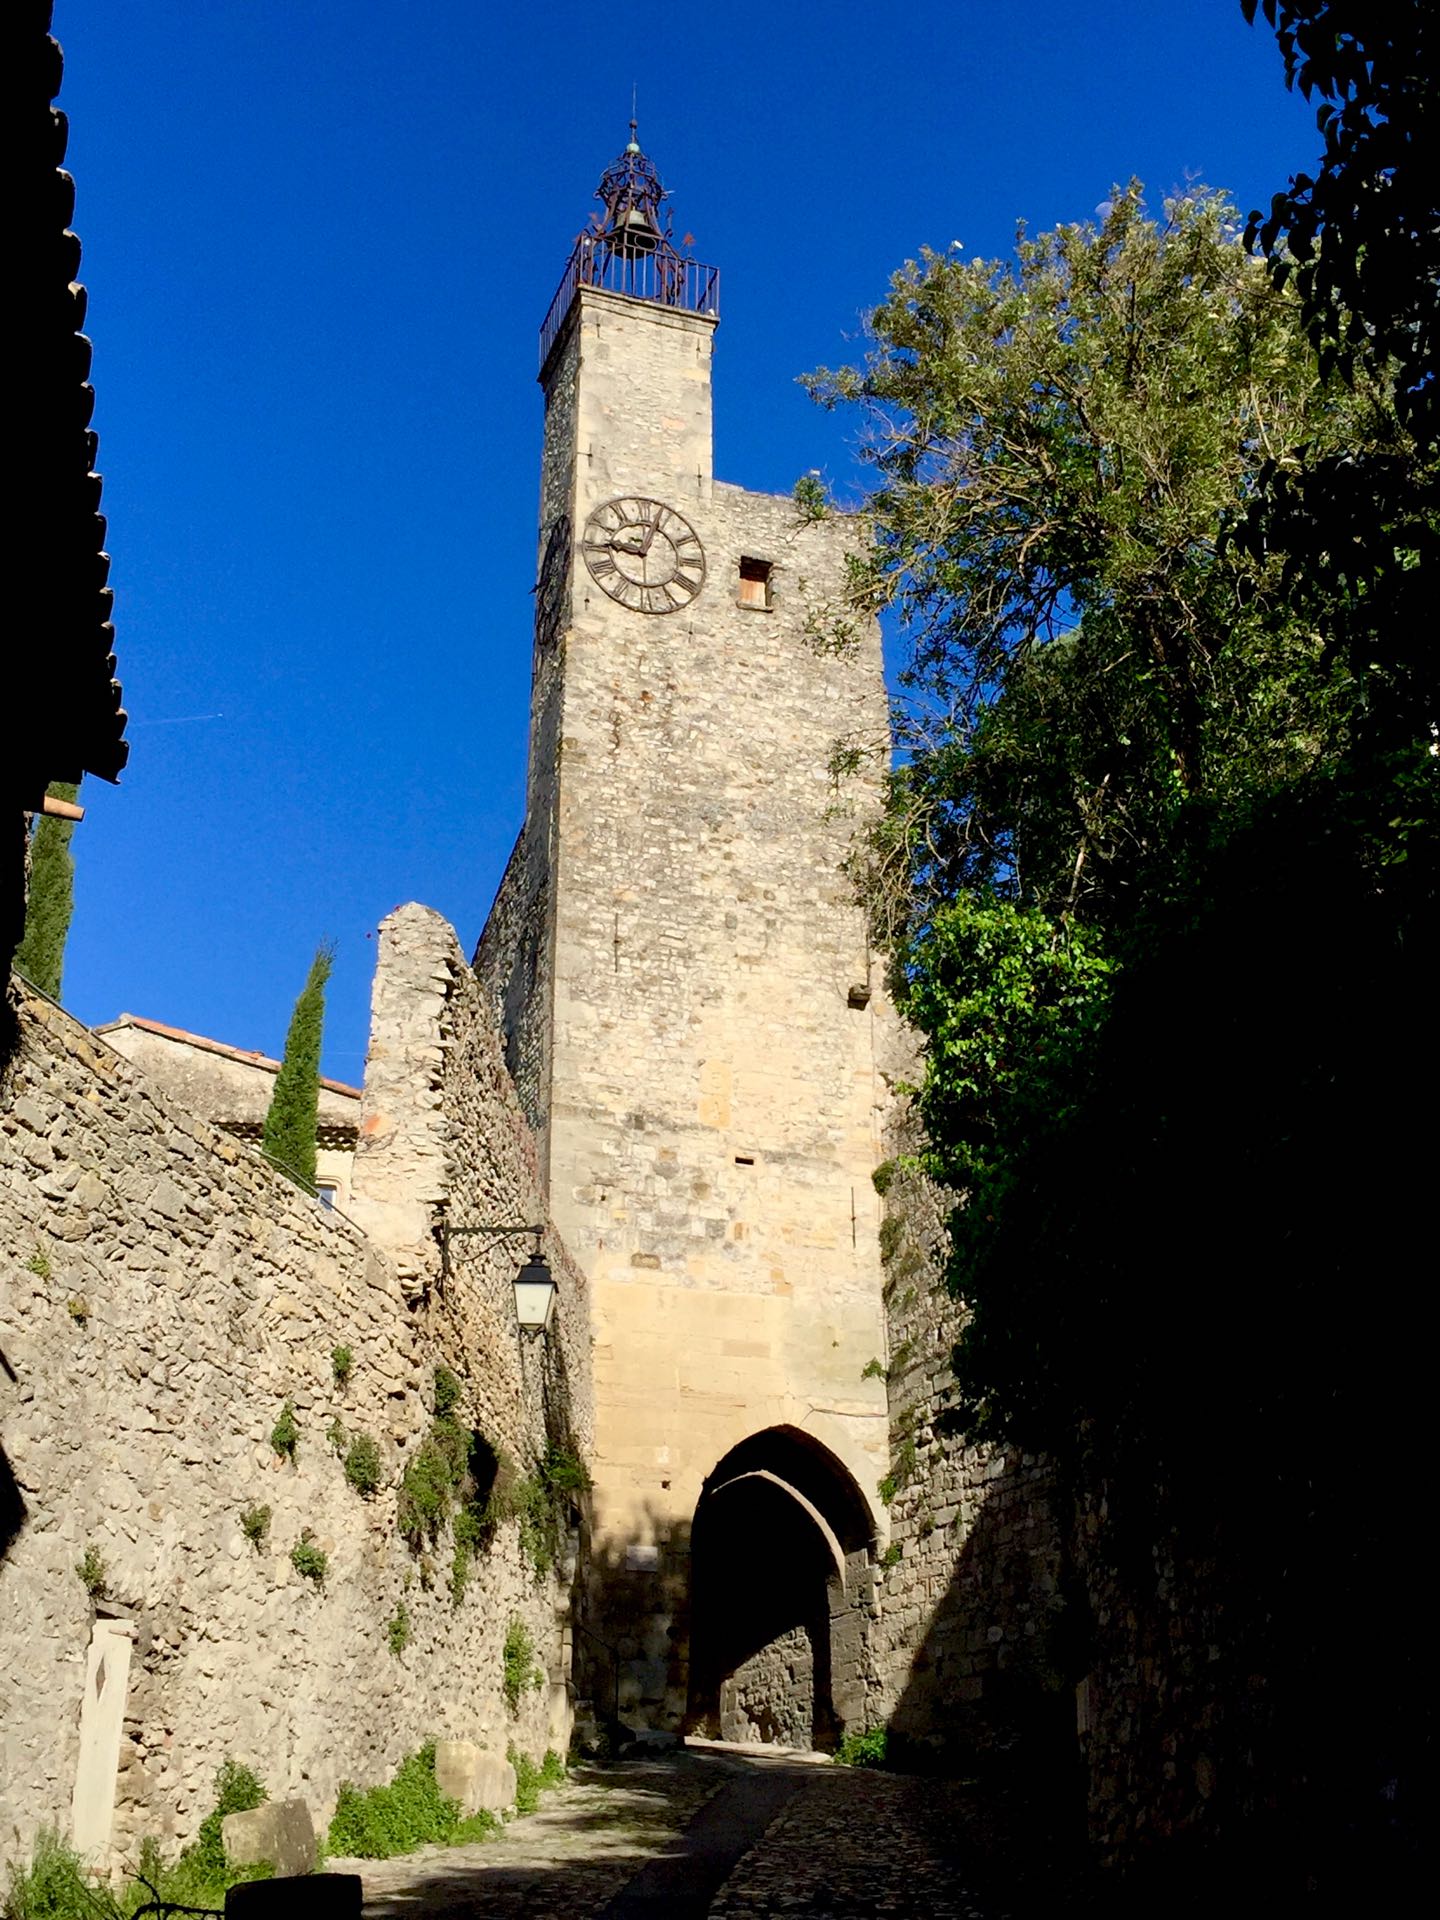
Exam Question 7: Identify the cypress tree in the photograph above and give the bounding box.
[262,941,335,1190]
[15,783,80,1000]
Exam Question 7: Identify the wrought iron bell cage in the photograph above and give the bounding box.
[539,123,720,369]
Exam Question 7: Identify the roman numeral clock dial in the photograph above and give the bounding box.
[581,497,706,614]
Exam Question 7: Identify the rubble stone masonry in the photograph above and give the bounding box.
[0,924,590,1868]
[869,1078,1064,1755]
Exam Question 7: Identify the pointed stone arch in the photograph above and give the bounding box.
[686,1425,877,1749]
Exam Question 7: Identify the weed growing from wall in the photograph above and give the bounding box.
[509,1747,567,1815]
[327,1417,347,1457]
[344,1433,382,1497]
[327,1746,458,1859]
[24,1249,51,1281]
[331,1344,353,1388]
[65,1296,88,1325]
[397,1435,457,1546]
[793,473,829,522]
[433,1364,462,1417]
[290,1536,327,1584]
[270,1402,299,1463]
[486,1445,589,1577]
[834,1725,888,1769]
[502,1619,545,1713]
[386,1602,410,1657]
[239,1504,271,1552]
[449,1509,483,1609]
[74,1544,105,1597]
[396,1368,499,1572]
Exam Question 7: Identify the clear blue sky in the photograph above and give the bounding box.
[53,0,1316,1082]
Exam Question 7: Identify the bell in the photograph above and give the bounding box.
[613,205,659,255]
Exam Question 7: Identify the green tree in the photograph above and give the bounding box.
[1242,0,1437,440]
[809,187,1359,954]
[817,120,1434,1902]
[1236,2,1437,765]
[261,941,334,1190]
[15,784,80,999]
[809,187,1425,1449]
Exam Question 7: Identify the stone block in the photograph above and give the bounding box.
[225,1874,360,1920]
[222,1799,317,1877]
[433,1740,516,1816]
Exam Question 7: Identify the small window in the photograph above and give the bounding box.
[317,1182,338,1211]
[738,557,773,609]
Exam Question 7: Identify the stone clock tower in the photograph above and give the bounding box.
[478,128,893,1742]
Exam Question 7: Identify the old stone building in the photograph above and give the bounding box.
[97,1014,361,1211]
[477,128,895,1744]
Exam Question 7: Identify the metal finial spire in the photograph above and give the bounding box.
[626,87,640,154]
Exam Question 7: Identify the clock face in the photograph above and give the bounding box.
[581,497,706,615]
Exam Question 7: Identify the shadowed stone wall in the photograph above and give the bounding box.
[0,930,590,1869]
[867,1071,1065,1758]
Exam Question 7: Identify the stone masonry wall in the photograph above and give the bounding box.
[869,1085,1064,1759]
[473,830,549,1137]
[720,1627,815,1749]
[353,902,592,1489]
[0,932,589,1869]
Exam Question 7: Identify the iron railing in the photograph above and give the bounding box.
[539,237,720,370]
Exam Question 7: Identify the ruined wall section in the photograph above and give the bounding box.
[869,1073,1064,1757]
[356,903,593,1484]
[0,956,586,1869]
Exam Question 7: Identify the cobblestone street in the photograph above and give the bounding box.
[335,1742,1062,1920]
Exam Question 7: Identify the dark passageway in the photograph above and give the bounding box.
[685,1426,876,1751]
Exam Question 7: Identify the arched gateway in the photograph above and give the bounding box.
[687,1427,877,1749]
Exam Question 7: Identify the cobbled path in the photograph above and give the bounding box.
[333,1743,1011,1919]
[333,1755,721,1920]
[708,1767,990,1920]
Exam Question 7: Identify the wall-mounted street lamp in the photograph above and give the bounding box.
[433,1213,558,1335]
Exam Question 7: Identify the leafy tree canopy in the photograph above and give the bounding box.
[809,186,1360,947]
[1236,1,1437,762]
[1242,0,1438,440]
[813,185,1435,1463]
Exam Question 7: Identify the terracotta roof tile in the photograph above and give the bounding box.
[94,1013,363,1100]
